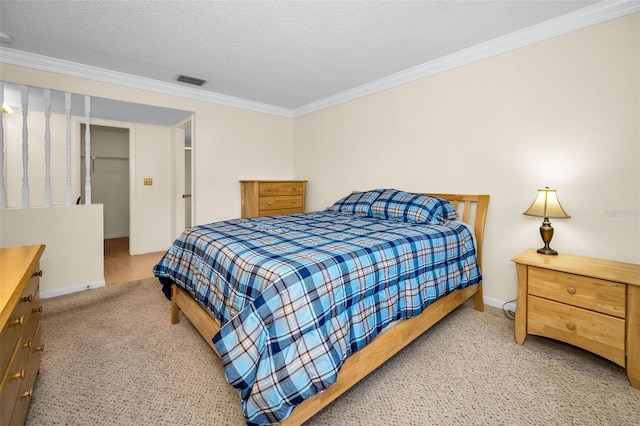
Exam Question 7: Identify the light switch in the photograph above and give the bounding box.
[144,178,153,186]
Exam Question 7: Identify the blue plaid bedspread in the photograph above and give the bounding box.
[153,212,481,425]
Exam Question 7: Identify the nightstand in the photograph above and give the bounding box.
[512,249,640,390]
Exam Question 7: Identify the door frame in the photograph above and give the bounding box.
[75,117,135,253]
[172,116,194,238]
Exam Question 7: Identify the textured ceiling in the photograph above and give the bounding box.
[1,0,602,114]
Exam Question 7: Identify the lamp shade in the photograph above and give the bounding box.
[523,187,571,219]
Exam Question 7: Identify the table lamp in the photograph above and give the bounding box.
[523,187,571,255]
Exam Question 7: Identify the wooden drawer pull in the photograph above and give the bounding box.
[566,286,576,294]
[19,389,33,399]
[8,315,25,326]
[268,187,274,191]
[32,270,43,277]
[22,341,32,349]
[34,344,45,352]
[10,369,26,380]
[32,306,43,314]
[566,321,576,331]
[291,200,296,204]
[21,294,33,303]
[268,201,273,205]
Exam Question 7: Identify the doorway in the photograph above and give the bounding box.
[80,124,131,254]
[174,119,193,237]
[184,123,192,229]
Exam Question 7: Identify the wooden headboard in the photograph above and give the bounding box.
[426,193,490,269]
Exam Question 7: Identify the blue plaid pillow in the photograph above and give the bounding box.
[325,189,384,216]
[369,189,457,224]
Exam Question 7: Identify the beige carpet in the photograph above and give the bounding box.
[26,278,640,425]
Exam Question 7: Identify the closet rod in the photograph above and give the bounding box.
[81,155,129,161]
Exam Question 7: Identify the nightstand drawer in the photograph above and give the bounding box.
[528,267,625,318]
[528,295,625,366]
[259,182,304,196]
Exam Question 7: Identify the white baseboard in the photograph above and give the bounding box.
[483,296,517,313]
[40,280,106,299]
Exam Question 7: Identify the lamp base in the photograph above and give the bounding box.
[537,246,558,255]
[537,218,558,255]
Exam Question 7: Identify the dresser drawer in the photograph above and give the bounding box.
[0,335,30,426]
[12,322,43,426]
[1,312,26,377]
[528,295,625,366]
[528,267,625,318]
[259,195,303,212]
[22,284,41,351]
[22,322,43,390]
[1,274,39,375]
[259,207,304,217]
[259,182,304,196]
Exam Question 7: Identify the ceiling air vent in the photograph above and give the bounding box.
[176,74,207,87]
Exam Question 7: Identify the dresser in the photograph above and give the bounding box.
[1,244,46,426]
[512,249,640,389]
[240,180,307,218]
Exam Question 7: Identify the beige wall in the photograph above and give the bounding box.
[0,205,105,297]
[129,121,173,253]
[293,14,640,306]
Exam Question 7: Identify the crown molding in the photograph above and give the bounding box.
[292,0,640,117]
[1,1,637,120]
[0,48,294,118]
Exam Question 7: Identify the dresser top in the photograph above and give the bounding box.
[239,180,307,182]
[512,248,640,287]
[0,245,45,327]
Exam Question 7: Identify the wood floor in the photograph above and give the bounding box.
[103,237,165,285]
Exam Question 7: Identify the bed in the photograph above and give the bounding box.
[153,189,490,425]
